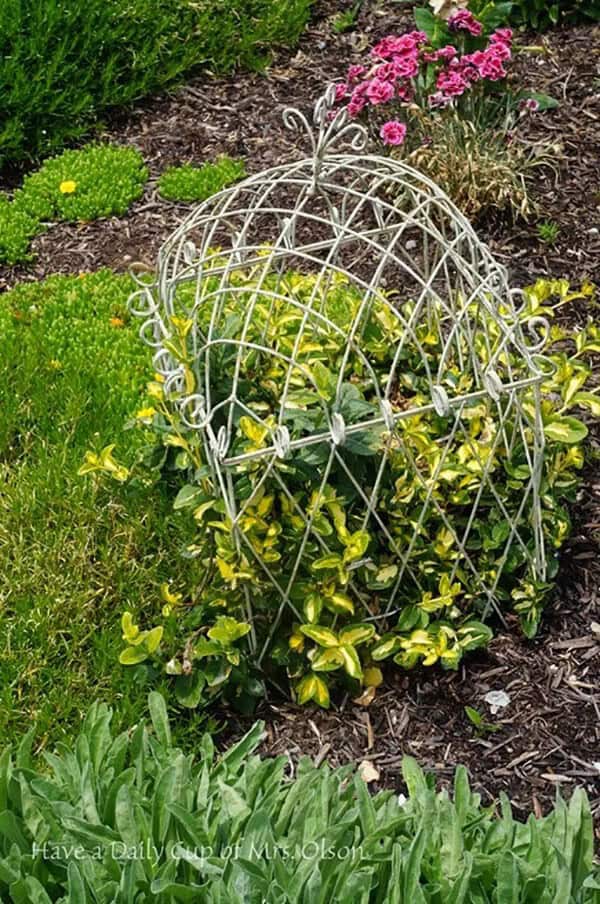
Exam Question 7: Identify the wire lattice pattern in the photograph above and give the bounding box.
[130,88,550,654]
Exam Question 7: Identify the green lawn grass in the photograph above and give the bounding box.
[0,270,207,748]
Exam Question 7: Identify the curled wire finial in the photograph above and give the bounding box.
[283,86,368,178]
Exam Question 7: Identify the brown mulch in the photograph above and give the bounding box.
[1,1,598,291]
[223,469,600,825]
[1,0,599,823]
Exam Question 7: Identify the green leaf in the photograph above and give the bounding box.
[339,644,362,680]
[208,616,251,645]
[300,624,338,648]
[544,416,588,444]
[413,7,437,39]
[311,554,343,572]
[119,645,149,665]
[457,621,493,652]
[465,706,483,728]
[371,635,402,661]
[23,877,53,904]
[173,484,205,510]
[338,624,375,647]
[67,860,87,904]
[148,692,171,749]
[496,851,519,904]
[174,673,206,708]
[296,673,330,708]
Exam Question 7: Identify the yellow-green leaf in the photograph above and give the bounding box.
[121,612,140,644]
[145,626,164,654]
[327,593,355,615]
[311,554,343,572]
[573,392,600,417]
[304,592,323,624]
[339,644,363,680]
[544,416,588,445]
[342,530,370,563]
[239,416,269,447]
[338,624,375,647]
[208,616,251,645]
[296,673,330,708]
[363,666,383,688]
[119,646,149,666]
[371,635,401,661]
[311,648,344,672]
[299,625,338,648]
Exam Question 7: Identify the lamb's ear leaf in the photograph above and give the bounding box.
[148,692,171,749]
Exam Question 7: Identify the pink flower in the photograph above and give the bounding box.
[448,9,483,36]
[371,35,403,59]
[428,91,452,109]
[423,44,458,63]
[478,54,507,80]
[488,40,511,61]
[365,78,395,105]
[436,69,468,98]
[392,54,420,79]
[396,84,414,102]
[375,61,400,82]
[380,120,407,146]
[462,45,509,81]
[347,82,369,117]
[347,64,367,84]
[491,27,513,44]
[371,32,426,60]
[334,82,349,103]
[460,62,481,83]
[463,50,486,68]
[519,97,540,113]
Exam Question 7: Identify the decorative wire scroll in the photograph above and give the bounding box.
[129,89,552,651]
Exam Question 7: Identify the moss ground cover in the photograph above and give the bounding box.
[0,144,148,265]
[158,157,247,203]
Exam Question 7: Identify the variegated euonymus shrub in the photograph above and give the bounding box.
[106,274,599,710]
[0,693,598,903]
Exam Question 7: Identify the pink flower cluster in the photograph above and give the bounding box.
[430,27,513,106]
[448,9,482,36]
[344,29,427,119]
[334,23,517,146]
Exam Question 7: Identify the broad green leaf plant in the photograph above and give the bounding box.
[0,693,598,902]
[87,269,598,709]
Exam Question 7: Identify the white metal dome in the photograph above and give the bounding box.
[130,87,550,647]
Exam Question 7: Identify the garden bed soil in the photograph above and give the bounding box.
[224,464,600,828]
[0,2,598,291]
[1,0,599,827]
